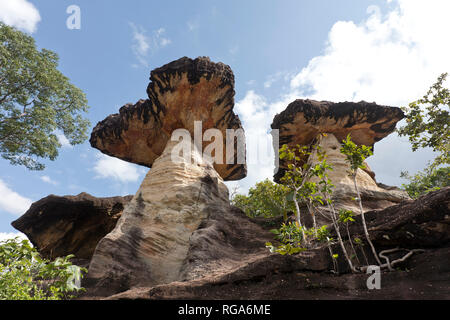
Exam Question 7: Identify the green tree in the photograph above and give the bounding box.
[398,73,449,197]
[398,73,449,168]
[0,237,87,300]
[231,179,294,220]
[273,140,357,272]
[400,166,450,199]
[340,134,381,266]
[278,143,327,240]
[0,23,90,170]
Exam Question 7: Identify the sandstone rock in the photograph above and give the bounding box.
[90,56,246,181]
[96,188,450,300]
[11,193,132,263]
[85,57,249,296]
[85,141,261,296]
[348,186,450,248]
[106,246,450,300]
[308,133,409,215]
[272,99,405,148]
[271,99,409,213]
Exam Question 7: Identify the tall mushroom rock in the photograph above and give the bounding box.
[271,99,410,215]
[86,57,247,295]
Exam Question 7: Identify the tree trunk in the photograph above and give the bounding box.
[293,189,306,243]
[353,174,382,265]
[327,202,357,273]
[346,223,361,266]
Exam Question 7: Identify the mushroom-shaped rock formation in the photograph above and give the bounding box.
[85,57,248,296]
[90,56,246,181]
[271,99,409,215]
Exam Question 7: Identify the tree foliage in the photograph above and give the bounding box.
[400,166,450,199]
[340,134,381,266]
[398,73,449,197]
[0,23,90,170]
[0,237,87,300]
[231,179,294,219]
[398,73,449,168]
[340,134,373,175]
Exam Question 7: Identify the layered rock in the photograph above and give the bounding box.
[308,133,409,214]
[90,57,246,181]
[271,99,405,149]
[11,193,132,263]
[348,186,450,248]
[85,57,249,295]
[85,141,268,296]
[101,188,450,300]
[271,99,409,212]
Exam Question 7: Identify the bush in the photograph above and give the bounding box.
[401,166,450,199]
[0,237,87,300]
[231,179,294,219]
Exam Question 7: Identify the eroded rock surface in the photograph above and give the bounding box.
[349,186,450,248]
[271,99,409,212]
[11,193,132,263]
[271,99,405,149]
[85,141,267,296]
[307,134,409,214]
[90,56,246,181]
[95,188,450,300]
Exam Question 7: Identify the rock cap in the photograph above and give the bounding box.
[90,57,246,181]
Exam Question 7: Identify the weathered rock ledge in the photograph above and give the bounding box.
[86,187,449,300]
[11,193,132,266]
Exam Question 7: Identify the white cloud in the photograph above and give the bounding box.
[0,0,41,33]
[94,154,145,183]
[40,175,58,186]
[56,132,72,148]
[0,232,28,242]
[130,22,151,67]
[230,90,298,194]
[155,28,171,47]
[130,23,171,68]
[0,179,33,216]
[290,0,450,106]
[263,72,284,89]
[229,45,239,56]
[232,0,449,193]
[288,0,450,185]
[187,19,199,32]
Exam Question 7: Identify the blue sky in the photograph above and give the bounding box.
[1,0,449,237]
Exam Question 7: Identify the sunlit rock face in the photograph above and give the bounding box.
[308,134,409,215]
[85,57,251,296]
[86,141,230,294]
[271,99,409,216]
[272,99,405,147]
[90,56,246,181]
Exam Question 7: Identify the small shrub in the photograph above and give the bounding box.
[0,237,87,300]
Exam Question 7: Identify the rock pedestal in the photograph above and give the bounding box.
[308,133,409,214]
[86,140,230,294]
[271,99,410,215]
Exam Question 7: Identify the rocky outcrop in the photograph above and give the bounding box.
[85,57,249,296]
[349,186,450,248]
[307,134,409,215]
[90,56,246,181]
[11,193,132,264]
[271,99,409,212]
[93,188,450,300]
[85,141,260,296]
[271,99,405,148]
[107,247,450,300]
